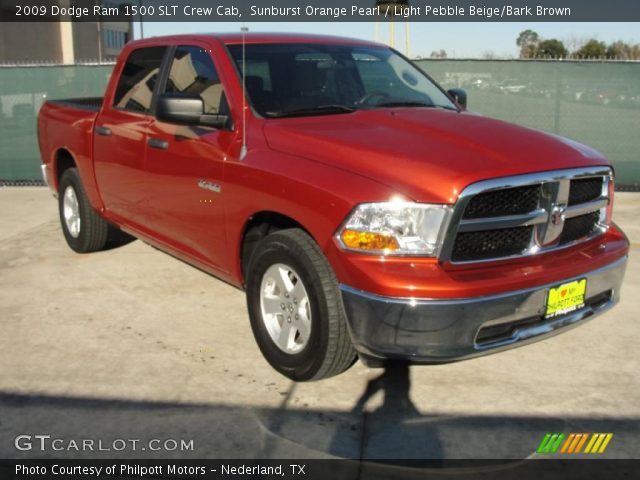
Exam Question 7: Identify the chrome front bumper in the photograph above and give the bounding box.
[340,256,627,364]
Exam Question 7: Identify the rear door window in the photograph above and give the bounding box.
[113,46,167,113]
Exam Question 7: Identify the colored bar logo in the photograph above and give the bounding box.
[537,433,613,454]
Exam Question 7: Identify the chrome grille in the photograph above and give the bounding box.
[441,167,612,264]
[559,212,601,244]
[452,226,533,261]
[568,178,603,206]
[463,185,541,219]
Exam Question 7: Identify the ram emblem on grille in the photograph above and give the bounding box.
[550,206,566,226]
[543,203,568,245]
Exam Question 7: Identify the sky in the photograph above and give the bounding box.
[137,22,640,58]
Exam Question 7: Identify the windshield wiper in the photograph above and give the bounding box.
[266,105,356,118]
[373,100,458,111]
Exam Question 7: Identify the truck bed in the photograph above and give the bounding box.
[47,97,103,112]
[37,99,101,204]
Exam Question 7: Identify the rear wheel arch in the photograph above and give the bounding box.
[58,167,110,253]
[53,148,77,190]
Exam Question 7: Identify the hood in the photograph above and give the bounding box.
[263,108,608,203]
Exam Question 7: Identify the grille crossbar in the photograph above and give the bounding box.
[441,167,612,264]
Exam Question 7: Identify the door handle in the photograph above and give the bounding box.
[148,138,169,150]
[95,126,111,136]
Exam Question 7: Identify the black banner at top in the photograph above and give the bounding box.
[2,0,640,22]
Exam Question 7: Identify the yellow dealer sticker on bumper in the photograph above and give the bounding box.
[546,279,587,318]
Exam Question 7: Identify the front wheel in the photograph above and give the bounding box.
[245,229,356,381]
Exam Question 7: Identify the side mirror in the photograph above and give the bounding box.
[447,88,467,109]
[156,93,228,128]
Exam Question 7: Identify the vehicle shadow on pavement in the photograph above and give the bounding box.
[344,361,441,458]
[1,387,638,461]
[104,227,136,251]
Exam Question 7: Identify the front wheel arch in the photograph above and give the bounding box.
[239,211,316,283]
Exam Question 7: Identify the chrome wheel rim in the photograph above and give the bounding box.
[63,185,81,238]
[260,263,312,354]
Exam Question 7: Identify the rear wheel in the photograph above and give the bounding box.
[58,168,109,253]
[246,229,356,381]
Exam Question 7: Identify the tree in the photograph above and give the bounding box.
[606,40,640,60]
[430,49,447,59]
[516,29,539,58]
[564,35,589,54]
[575,39,607,58]
[606,40,629,59]
[535,39,568,58]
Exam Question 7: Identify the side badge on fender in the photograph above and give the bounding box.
[198,179,221,193]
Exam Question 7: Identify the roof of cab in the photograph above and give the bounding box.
[212,32,379,46]
[127,32,382,48]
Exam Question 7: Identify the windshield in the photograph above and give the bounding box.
[227,43,457,118]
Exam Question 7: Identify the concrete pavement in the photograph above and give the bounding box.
[1,187,638,461]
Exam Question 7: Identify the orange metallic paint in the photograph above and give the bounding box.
[38,33,629,298]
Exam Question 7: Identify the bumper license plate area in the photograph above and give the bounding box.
[545,278,587,318]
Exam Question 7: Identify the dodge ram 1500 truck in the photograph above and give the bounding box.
[38,33,629,381]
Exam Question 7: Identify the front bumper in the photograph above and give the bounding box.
[340,256,627,364]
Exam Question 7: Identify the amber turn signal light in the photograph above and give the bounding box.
[340,229,400,252]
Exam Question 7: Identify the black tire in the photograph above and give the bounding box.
[58,168,109,253]
[246,229,356,381]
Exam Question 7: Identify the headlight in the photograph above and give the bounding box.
[337,202,453,256]
[605,176,614,225]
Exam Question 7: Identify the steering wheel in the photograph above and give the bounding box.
[356,91,391,107]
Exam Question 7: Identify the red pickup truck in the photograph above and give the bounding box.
[38,33,629,381]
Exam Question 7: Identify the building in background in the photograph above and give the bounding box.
[0,0,133,63]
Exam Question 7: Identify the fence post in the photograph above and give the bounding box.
[553,60,562,134]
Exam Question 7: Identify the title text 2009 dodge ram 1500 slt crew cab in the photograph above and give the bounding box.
[38,33,629,381]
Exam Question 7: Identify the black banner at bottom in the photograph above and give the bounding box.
[2,459,638,480]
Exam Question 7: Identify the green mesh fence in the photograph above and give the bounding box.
[416,59,640,189]
[0,60,638,188]
[0,64,113,182]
